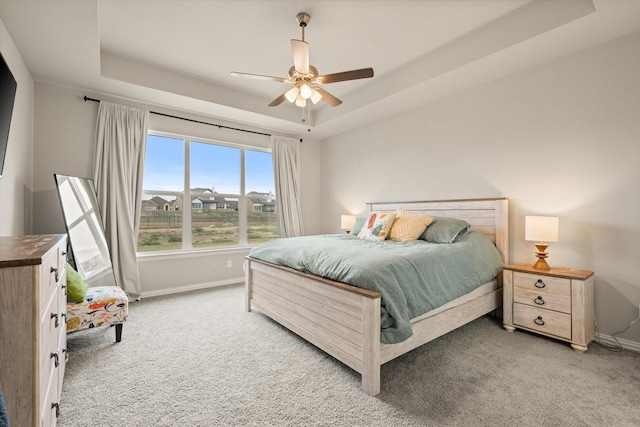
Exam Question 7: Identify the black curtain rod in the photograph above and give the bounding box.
[83,96,271,137]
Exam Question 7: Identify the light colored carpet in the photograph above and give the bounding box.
[59,284,640,427]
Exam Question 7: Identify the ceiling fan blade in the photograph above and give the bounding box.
[314,87,342,107]
[319,67,374,84]
[268,92,288,107]
[291,39,309,74]
[230,72,287,83]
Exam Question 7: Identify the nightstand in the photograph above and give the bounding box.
[502,263,595,352]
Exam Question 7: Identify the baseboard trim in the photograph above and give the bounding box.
[595,332,640,352]
[140,278,244,299]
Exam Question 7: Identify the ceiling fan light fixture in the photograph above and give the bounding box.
[310,89,322,104]
[285,86,299,103]
[295,95,307,107]
[231,12,374,110]
[299,82,313,99]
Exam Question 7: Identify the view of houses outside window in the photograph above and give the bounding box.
[138,133,278,252]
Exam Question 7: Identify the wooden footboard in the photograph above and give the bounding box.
[245,258,383,395]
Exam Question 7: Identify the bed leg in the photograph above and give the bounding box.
[244,258,252,312]
[362,297,381,396]
[362,362,380,396]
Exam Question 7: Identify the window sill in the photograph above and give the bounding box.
[136,245,254,262]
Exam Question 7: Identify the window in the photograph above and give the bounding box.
[138,133,278,252]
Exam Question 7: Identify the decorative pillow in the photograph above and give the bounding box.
[66,263,89,303]
[396,209,422,218]
[422,216,471,244]
[349,217,367,236]
[389,215,434,242]
[357,211,397,241]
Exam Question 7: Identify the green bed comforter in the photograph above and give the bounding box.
[248,232,504,344]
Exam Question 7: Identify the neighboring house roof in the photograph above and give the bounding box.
[247,191,275,203]
[191,188,214,195]
[149,196,169,205]
[142,196,170,208]
[143,189,271,210]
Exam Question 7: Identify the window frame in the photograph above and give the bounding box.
[139,130,275,254]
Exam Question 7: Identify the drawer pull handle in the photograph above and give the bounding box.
[534,296,545,306]
[535,279,546,289]
[51,313,59,328]
[62,251,67,257]
[51,266,59,282]
[534,316,545,326]
[62,313,67,323]
[50,352,59,367]
[51,403,60,418]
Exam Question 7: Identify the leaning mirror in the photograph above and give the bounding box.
[54,173,117,287]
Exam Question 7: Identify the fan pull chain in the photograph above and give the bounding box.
[301,102,309,125]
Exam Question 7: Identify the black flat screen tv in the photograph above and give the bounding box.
[0,51,17,178]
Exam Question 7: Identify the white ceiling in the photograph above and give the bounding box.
[1,0,640,140]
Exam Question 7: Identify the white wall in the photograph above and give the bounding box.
[0,18,33,236]
[32,82,322,296]
[320,31,640,344]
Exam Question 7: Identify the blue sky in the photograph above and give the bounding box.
[143,134,274,195]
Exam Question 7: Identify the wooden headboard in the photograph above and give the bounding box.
[367,198,509,264]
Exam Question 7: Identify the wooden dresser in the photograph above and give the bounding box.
[502,263,595,352]
[0,234,68,427]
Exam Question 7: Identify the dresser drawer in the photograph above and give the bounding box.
[41,290,61,352]
[40,333,59,414]
[513,303,571,340]
[41,366,60,427]
[513,287,571,314]
[39,245,63,311]
[40,292,62,404]
[513,271,570,296]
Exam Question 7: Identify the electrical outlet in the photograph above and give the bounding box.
[227,260,233,268]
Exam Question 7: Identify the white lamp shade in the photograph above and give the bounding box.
[525,216,559,242]
[309,88,322,104]
[299,83,313,99]
[285,86,299,103]
[295,95,307,107]
[341,214,356,230]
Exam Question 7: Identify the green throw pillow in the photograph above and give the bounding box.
[66,263,89,303]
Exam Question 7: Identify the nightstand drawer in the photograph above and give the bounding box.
[513,303,571,340]
[513,271,570,296]
[513,287,571,314]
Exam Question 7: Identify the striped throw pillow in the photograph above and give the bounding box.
[389,215,434,242]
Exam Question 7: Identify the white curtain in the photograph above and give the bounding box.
[271,135,304,237]
[93,102,149,300]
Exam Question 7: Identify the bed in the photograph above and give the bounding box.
[244,198,508,395]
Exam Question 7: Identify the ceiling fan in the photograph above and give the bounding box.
[230,12,374,108]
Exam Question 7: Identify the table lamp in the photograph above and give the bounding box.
[340,215,356,234]
[525,215,559,270]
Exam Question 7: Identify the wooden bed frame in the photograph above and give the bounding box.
[245,198,508,395]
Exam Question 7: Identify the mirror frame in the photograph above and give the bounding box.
[54,173,117,287]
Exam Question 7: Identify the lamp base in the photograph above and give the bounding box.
[532,258,551,270]
[532,243,551,270]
